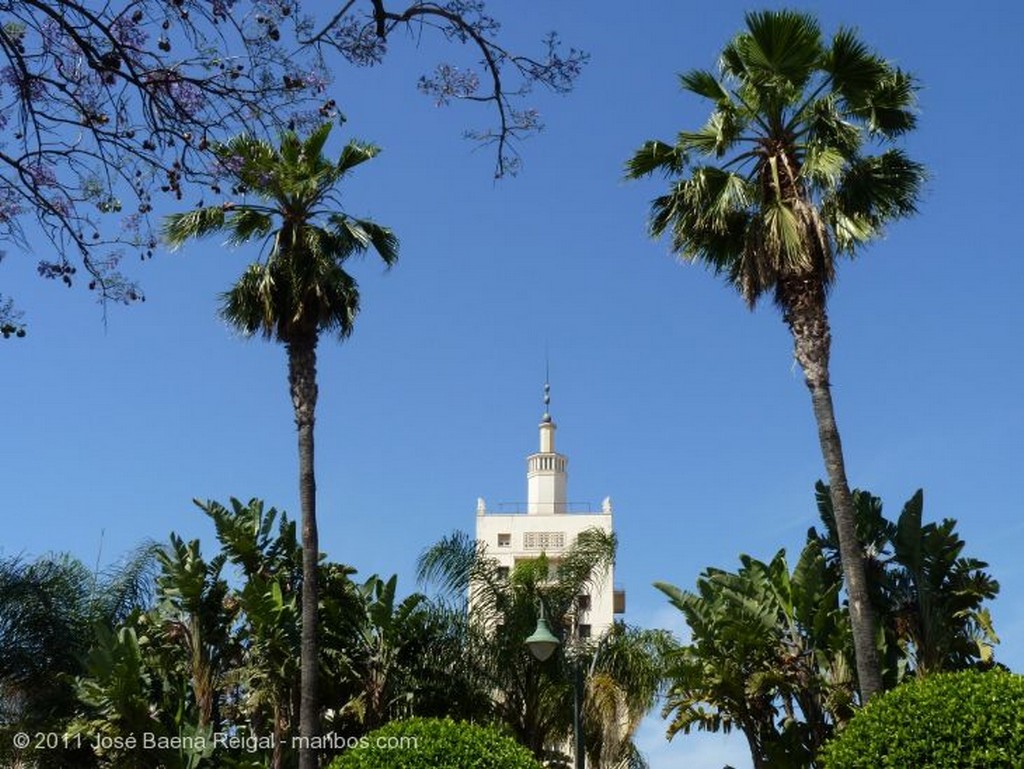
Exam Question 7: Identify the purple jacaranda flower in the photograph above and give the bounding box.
[1,66,48,100]
[111,15,149,49]
[169,80,205,116]
[334,17,387,67]
[418,64,480,106]
[0,187,23,221]
[27,163,58,188]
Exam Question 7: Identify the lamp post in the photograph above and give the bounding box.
[525,605,585,769]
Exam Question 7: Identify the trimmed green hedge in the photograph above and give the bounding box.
[326,717,543,769]
[822,670,1024,768]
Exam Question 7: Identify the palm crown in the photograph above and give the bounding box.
[163,123,398,341]
[627,9,924,307]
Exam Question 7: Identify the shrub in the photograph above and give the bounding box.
[326,717,544,769]
[822,670,1024,768]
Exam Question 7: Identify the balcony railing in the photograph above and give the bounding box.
[490,502,604,514]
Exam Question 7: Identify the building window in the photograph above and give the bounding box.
[577,624,592,639]
[576,594,591,612]
[524,531,566,550]
[497,533,511,547]
[497,566,510,580]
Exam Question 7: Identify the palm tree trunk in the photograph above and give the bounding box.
[272,704,285,769]
[741,718,769,769]
[781,276,884,701]
[288,335,320,769]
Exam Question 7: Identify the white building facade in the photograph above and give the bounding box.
[474,386,624,637]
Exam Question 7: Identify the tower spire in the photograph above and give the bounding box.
[542,365,551,424]
[529,368,567,513]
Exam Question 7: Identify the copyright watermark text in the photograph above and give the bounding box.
[11,731,418,752]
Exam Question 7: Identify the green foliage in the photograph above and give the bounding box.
[162,123,398,345]
[626,8,925,305]
[325,574,428,731]
[583,624,673,769]
[821,671,1024,768]
[811,482,1000,681]
[655,541,853,768]
[59,499,304,768]
[55,497,484,768]
[657,484,1001,769]
[0,548,158,768]
[326,718,544,769]
[3,504,662,768]
[67,624,215,769]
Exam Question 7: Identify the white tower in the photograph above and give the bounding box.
[474,382,624,637]
[527,382,568,514]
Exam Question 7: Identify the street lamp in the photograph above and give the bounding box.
[525,605,585,769]
[524,604,560,661]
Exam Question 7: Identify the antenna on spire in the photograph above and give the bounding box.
[542,354,552,423]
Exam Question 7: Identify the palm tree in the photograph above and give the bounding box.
[627,10,925,700]
[163,124,398,769]
[583,623,672,769]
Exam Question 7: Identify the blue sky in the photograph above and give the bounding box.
[3,2,1023,767]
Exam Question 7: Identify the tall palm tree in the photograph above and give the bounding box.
[163,124,398,769]
[627,10,925,699]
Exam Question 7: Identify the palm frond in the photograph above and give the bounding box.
[625,140,685,179]
[304,122,335,162]
[735,9,823,92]
[800,95,862,155]
[826,149,924,240]
[369,222,400,267]
[220,261,278,338]
[278,129,302,167]
[762,201,805,266]
[338,139,383,175]
[678,108,744,157]
[690,166,752,226]
[825,207,875,252]
[226,208,274,246]
[801,144,846,189]
[417,530,484,599]
[95,541,162,624]
[555,528,616,602]
[823,27,890,104]
[678,69,731,103]
[162,206,228,249]
[312,261,360,339]
[856,70,918,137]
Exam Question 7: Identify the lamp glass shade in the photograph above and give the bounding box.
[525,616,560,661]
